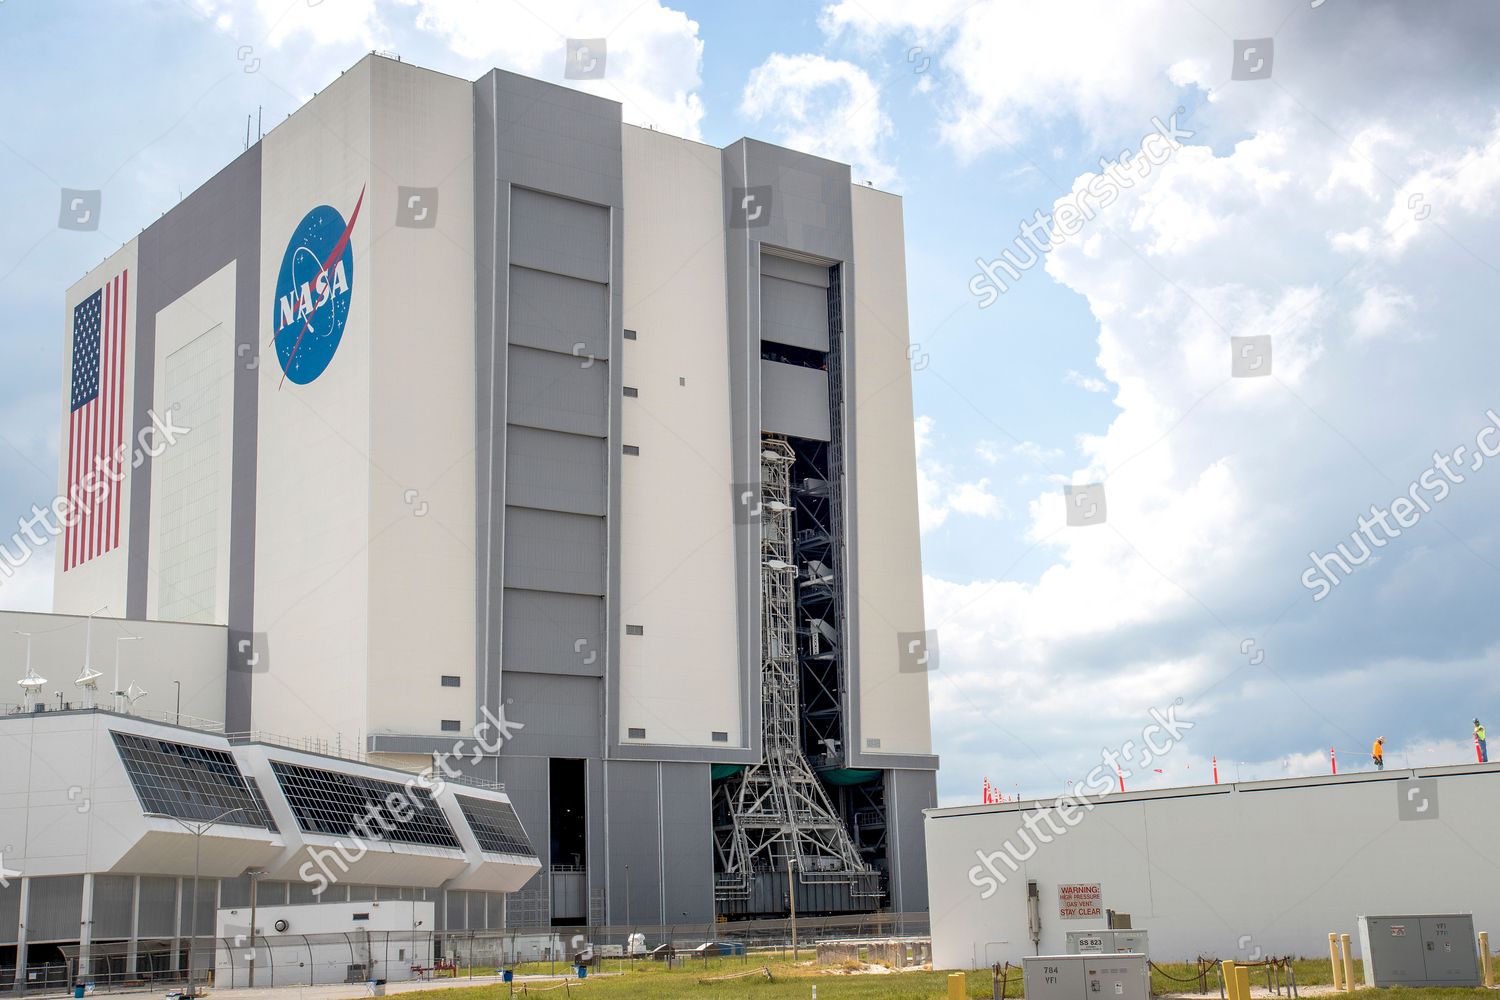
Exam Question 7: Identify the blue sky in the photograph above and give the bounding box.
[3,0,1500,805]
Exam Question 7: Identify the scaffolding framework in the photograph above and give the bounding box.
[713,436,878,902]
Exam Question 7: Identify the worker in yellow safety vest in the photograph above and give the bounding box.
[1476,719,1488,763]
[1371,737,1385,771]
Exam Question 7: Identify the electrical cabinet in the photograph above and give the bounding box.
[1357,914,1479,987]
[1023,954,1150,1000]
[1066,930,1150,959]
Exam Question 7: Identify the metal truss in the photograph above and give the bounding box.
[713,436,877,900]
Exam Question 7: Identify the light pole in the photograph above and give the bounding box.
[786,856,798,961]
[112,635,141,712]
[83,603,108,681]
[146,808,244,992]
[173,681,181,725]
[243,867,267,987]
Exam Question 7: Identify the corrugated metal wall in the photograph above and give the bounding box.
[503,508,607,594]
[760,361,832,441]
[504,427,607,516]
[136,877,177,938]
[502,589,605,677]
[26,875,84,942]
[92,875,136,939]
[509,266,610,359]
[761,275,830,352]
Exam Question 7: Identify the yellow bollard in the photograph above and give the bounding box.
[1235,965,1251,1000]
[1329,934,1344,992]
[1223,961,1240,1000]
[1342,933,1356,992]
[948,971,966,1000]
[1480,931,1493,989]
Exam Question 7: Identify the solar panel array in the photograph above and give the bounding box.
[270,760,460,848]
[110,731,276,829]
[456,794,536,857]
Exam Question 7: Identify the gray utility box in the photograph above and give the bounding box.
[1066,930,1149,960]
[1023,954,1149,1000]
[1357,914,1479,987]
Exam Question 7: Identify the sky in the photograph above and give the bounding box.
[2,0,1499,805]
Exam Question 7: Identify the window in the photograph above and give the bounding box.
[441,720,461,732]
[458,795,537,857]
[353,913,370,921]
[712,731,729,743]
[625,625,644,636]
[623,386,638,398]
[679,377,686,386]
[111,731,277,830]
[441,676,461,687]
[627,727,646,739]
[623,445,640,456]
[270,760,460,848]
[624,329,637,341]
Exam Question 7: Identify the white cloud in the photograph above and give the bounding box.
[1349,285,1416,343]
[1064,369,1110,393]
[0,550,55,615]
[187,0,707,139]
[740,53,896,188]
[871,0,1500,799]
[915,417,1005,532]
[399,0,707,138]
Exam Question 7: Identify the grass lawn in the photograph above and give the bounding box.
[408,955,1498,1000]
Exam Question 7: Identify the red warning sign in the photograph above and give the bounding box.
[1058,883,1103,919]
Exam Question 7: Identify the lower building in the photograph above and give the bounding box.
[925,763,1500,968]
[0,698,538,990]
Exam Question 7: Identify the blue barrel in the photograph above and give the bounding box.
[74,986,84,998]
[502,970,513,984]
[576,966,587,979]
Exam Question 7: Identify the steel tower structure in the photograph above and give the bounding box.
[713,436,878,902]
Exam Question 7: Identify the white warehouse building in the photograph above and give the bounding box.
[926,763,1500,970]
[2,49,936,984]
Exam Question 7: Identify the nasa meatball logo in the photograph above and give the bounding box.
[273,185,365,385]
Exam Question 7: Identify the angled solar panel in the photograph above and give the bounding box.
[457,794,537,857]
[269,760,460,848]
[110,731,277,829]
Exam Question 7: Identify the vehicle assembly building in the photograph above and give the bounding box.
[2,51,936,981]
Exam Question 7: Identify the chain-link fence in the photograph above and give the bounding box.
[3,912,930,995]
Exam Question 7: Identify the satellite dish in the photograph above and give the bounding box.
[18,667,47,712]
[124,682,148,713]
[75,664,103,708]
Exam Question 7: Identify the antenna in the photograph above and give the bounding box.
[18,667,47,713]
[75,662,104,709]
[14,630,42,711]
[257,106,262,142]
[124,681,148,714]
[246,114,251,150]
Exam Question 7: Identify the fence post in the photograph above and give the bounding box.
[1340,933,1354,992]
[1480,931,1493,988]
[1329,933,1344,992]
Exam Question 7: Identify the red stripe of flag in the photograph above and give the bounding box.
[100,274,115,558]
[84,284,99,565]
[113,270,127,549]
[64,408,75,570]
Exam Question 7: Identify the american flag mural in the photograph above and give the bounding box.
[65,269,128,571]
